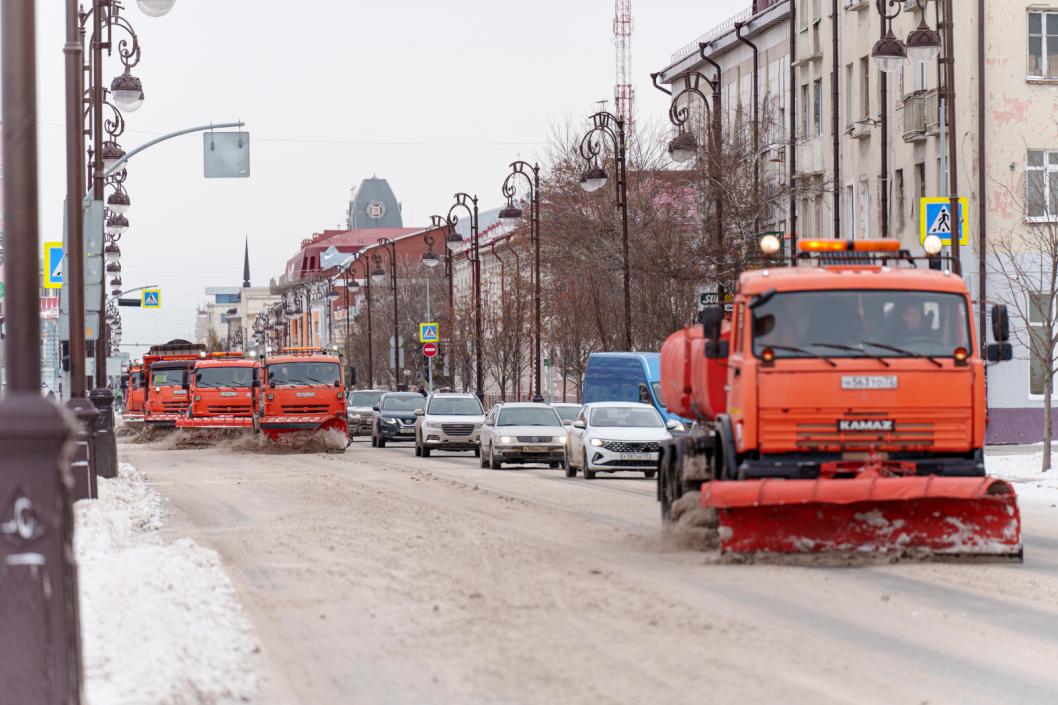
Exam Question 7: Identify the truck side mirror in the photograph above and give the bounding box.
[985,343,1013,362]
[992,304,1010,343]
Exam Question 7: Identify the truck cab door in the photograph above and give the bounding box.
[727,303,747,450]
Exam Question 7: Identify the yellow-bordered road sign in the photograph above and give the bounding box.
[419,322,440,343]
[920,197,969,246]
[142,289,161,308]
[44,242,64,289]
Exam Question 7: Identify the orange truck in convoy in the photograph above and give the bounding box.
[142,340,208,429]
[175,353,259,432]
[658,238,1021,558]
[121,363,147,427]
[256,347,349,445]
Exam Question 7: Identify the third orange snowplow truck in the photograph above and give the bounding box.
[255,347,349,447]
[658,239,1021,559]
[175,353,259,433]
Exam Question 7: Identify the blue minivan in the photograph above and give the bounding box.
[582,352,688,428]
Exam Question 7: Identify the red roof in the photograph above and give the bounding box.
[284,227,426,281]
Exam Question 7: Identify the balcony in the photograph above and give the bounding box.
[924,88,943,135]
[902,91,927,142]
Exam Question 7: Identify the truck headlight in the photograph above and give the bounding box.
[590,438,605,447]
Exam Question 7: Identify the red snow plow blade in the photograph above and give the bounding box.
[175,417,254,430]
[701,476,1022,558]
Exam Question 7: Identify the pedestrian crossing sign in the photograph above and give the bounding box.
[142,289,161,308]
[920,197,969,247]
[419,322,440,343]
[44,242,64,289]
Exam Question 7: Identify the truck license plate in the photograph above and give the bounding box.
[841,376,898,390]
[296,392,316,397]
[621,453,653,461]
[220,391,237,397]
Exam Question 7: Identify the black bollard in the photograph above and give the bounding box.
[89,387,117,479]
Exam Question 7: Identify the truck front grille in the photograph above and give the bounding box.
[281,404,331,415]
[207,405,252,415]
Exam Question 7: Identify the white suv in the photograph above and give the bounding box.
[414,393,485,457]
[566,402,676,479]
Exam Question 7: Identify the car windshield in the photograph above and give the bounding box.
[267,362,340,387]
[196,367,253,389]
[381,396,423,412]
[553,405,581,422]
[497,407,562,426]
[590,406,663,428]
[751,290,971,359]
[348,391,383,407]
[428,397,483,415]
[151,367,188,386]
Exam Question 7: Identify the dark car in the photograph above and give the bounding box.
[372,392,425,447]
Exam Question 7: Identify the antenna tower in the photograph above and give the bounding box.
[614,0,634,131]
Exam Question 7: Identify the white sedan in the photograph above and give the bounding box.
[565,402,677,480]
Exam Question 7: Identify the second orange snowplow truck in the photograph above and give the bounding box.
[658,239,1021,559]
[256,348,348,446]
[176,353,259,432]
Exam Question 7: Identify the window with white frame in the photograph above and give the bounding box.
[1027,149,1058,220]
[813,79,823,137]
[1028,292,1055,395]
[1029,11,1058,79]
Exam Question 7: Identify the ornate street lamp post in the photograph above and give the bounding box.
[447,193,483,400]
[579,112,632,350]
[371,238,401,388]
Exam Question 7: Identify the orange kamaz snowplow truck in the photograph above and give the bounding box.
[121,363,147,427]
[142,340,208,429]
[658,238,1021,559]
[255,347,348,447]
[175,353,259,434]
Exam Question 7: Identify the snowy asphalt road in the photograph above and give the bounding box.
[121,439,1058,705]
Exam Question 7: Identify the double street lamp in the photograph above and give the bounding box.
[446,193,483,400]
[498,161,544,402]
[578,111,632,351]
[370,238,401,388]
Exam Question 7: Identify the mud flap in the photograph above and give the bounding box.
[701,476,1022,557]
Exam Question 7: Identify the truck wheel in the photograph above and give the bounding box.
[583,451,596,480]
[422,446,431,458]
[489,444,503,470]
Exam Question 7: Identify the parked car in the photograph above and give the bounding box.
[479,402,566,470]
[565,401,678,479]
[583,352,689,430]
[414,392,484,457]
[347,389,385,438]
[550,402,582,426]
[372,391,424,447]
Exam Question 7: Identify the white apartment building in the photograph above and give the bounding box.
[658,0,1058,442]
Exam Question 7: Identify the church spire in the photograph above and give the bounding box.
[242,236,251,288]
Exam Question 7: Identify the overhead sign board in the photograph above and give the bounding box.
[419,322,440,343]
[44,242,64,289]
[920,197,969,246]
[203,131,251,178]
[142,289,161,308]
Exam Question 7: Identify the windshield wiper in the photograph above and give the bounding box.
[811,342,891,368]
[861,341,943,368]
[765,344,837,367]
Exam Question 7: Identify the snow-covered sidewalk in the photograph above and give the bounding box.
[986,446,1058,505]
[75,463,258,705]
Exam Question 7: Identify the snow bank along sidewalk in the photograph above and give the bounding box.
[986,446,1058,506]
[75,463,258,705]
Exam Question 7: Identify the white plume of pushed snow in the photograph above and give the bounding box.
[75,463,258,705]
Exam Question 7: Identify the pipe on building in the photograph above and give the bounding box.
[789,0,798,254]
[942,0,961,272]
[698,44,726,275]
[879,8,890,239]
[832,0,841,238]
[735,22,761,220]
[977,0,987,356]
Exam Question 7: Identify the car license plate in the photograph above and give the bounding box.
[400,428,414,434]
[220,391,237,397]
[296,392,316,398]
[841,375,898,390]
[621,452,653,461]
[524,446,546,452]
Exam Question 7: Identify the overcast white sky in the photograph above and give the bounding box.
[28,0,745,353]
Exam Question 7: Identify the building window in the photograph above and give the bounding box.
[813,78,823,137]
[860,57,870,120]
[1028,11,1058,79]
[1027,149,1058,221]
[845,63,853,127]
[1028,292,1054,395]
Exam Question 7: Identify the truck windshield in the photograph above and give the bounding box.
[196,367,253,389]
[348,391,383,407]
[151,367,188,386]
[267,362,340,387]
[427,397,483,415]
[497,407,562,426]
[751,290,971,359]
[590,406,663,428]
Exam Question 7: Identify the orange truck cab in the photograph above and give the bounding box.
[142,340,208,429]
[122,363,147,424]
[658,239,1020,557]
[177,354,259,430]
[256,348,349,438]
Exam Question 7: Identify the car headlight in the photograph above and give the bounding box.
[381,417,399,426]
[473,422,483,429]
[498,436,517,444]
[590,438,605,447]
[423,423,440,432]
